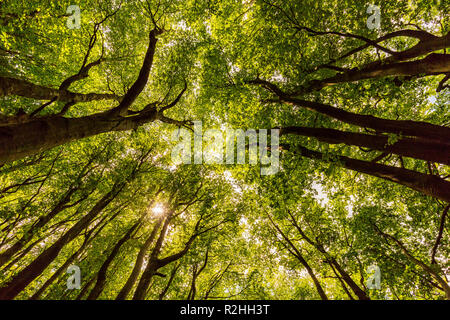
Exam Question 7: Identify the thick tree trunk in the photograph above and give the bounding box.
[0,110,157,164]
[75,276,96,300]
[0,29,163,165]
[281,126,450,165]
[289,145,450,202]
[0,76,120,102]
[307,53,450,91]
[282,98,450,144]
[132,261,159,300]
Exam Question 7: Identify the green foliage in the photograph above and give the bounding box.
[0,0,448,301]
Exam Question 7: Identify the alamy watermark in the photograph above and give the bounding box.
[171,121,280,175]
[366,264,381,290]
[366,4,381,30]
[67,265,81,290]
[66,5,81,29]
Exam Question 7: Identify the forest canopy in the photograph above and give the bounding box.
[0,0,449,300]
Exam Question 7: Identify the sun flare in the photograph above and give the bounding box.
[152,203,165,216]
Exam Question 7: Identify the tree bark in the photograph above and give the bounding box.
[132,217,203,300]
[29,240,87,300]
[373,224,450,300]
[132,215,172,300]
[0,76,119,102]
[281,97,450,144]
[306,53,450,91]
[0,182,87,267]
[0,109,157,164]
[251,78,450,144]
[86,222,140,300]
[115,216,164,300]
[287,212,369,300]
[28,214,112,300]
[0,28,164,165]
[281,126,450,165]
[0,181,127,299]
[286,144,450,202]
[267,213,329,300]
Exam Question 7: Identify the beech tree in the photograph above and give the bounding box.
[0,0,448,301]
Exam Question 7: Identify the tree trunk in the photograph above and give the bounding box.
[187,250,209,300]
[0,184,125,300]
[282,98,450,144]
[0,188,80,267]
[288,213,368,300]
[115,216,164,300]
[158,263,180,300]
[281,126,450,165]
[28,214,112,300]
[0,76,119,102]
[132,216,172,300]
[295,252,329,300]
[307,53,450,91]
[86,222,139,300]
[289,144,450,202]
[0,110,157,164]
[383,32,450,63]
[29,241,86,300]
[374,225,450,300]
[132,218,200,300]
[328,257,369,300]
[75,276,96,300]
[0,29,163,165]
[267,214,329,300]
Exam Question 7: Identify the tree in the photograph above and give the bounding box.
[0,0,448,301]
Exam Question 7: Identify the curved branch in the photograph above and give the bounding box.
[283,143,450,202]
[0,76,120,102]
[280,126,450,165]
[431,204,449,265]
[160,81,187,112]
[107,28,163,117]
[248,79,450,144]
